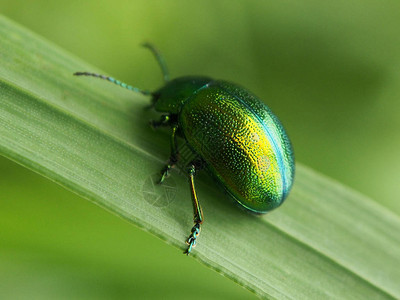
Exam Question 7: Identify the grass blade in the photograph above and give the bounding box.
[1,15,399,299]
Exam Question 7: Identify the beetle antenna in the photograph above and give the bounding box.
[142,43,170,83]
[73,72,151,95]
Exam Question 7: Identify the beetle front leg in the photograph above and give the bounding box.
[158,125,179,184]
[184,163,204,255]
[149,114,171,128]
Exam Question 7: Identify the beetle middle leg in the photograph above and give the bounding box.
[150,114,179,184]
[158,125,179,184]
[184,162,204,255]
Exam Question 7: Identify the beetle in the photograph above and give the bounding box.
[74,44,295,255]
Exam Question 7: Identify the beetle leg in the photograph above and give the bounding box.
[184,163,204,255]
[158,125,179,184]
[149,114,171,128]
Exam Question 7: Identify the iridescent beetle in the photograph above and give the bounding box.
[74,44,295,254]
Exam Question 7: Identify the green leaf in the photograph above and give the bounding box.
[1,15,399,299]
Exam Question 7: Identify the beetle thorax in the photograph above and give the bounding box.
[152,76,212,114]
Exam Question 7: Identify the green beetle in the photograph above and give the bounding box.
[74,44,295,254]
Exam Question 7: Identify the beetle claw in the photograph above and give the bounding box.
[158,164,172,184]
[158,171,168,184]
[184,223,201,255]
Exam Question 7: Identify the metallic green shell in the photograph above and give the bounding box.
[178,80,294,213]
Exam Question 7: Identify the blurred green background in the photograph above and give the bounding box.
[1,0,399,298]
